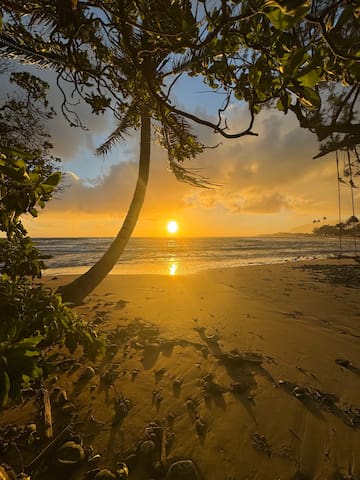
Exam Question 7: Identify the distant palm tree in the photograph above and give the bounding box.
[346,215,359,229]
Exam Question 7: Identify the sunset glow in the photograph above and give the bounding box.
[21,108,342,239]
[167,220,179,234]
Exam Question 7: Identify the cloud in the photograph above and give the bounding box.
[173,106,337,218]
[189,189,312,214]
[24,100,345,237]
[46,105,339,219]
[44,72,116,161]
[52,162,139,214]
[0,62,118,164]
[228,191,312,214]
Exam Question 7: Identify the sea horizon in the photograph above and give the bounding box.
[32,232,313,239]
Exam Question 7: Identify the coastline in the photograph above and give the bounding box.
[36,235,351,277]
[3,258,360,479]
[42,254,340,277]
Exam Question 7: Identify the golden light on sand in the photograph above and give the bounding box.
[167,220,178,234]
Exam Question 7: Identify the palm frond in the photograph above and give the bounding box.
[156,111,215,188]
[96,102,140,156]
[159,111,204,161]
[29,10,58,31]
[167,161,215,188]
[170,48,207,75]
[0,32,66,70]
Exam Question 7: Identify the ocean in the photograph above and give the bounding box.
[34,236,355,276]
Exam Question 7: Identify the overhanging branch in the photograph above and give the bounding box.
[170,104,258,139]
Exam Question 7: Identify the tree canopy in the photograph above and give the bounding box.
[1,0,359,163]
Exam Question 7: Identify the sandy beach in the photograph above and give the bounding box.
[1,259,360,479]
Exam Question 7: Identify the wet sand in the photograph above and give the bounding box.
[1,259,360,479]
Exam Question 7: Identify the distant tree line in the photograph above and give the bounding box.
[313,216,359,236]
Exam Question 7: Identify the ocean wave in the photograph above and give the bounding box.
[35,236,352,275]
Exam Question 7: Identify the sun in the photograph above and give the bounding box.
[167,220,178,234]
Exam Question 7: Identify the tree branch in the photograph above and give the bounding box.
[169,104,258,139]
[305,15,360,62]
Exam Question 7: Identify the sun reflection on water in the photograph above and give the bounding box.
[169,262,178,275]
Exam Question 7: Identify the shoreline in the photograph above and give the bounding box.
[42,253,342,278]
[35,235,354,278]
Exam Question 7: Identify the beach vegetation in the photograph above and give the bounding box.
[0,1,359,302]
[313,216,360,237]
[0,65,104,408]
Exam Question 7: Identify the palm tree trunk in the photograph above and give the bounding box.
[58,113,151,305]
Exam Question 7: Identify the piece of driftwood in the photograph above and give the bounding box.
[161,418,167,466]
[25,424,73,473]
[42,389,53,439]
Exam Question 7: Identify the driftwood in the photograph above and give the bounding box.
[25,424,73,473]
[161,418,167,466]
[41,389,53,439]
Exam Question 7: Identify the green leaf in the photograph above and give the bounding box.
[264,0,310,15]
[288,48,308,73]
[23,349,41,358]
[30,365,43,378]
[29,208,38,217]
[1,163,29,183]
[43,172,61,186]
[21,374,31,385]
[29,172,41,183]
[13,336,44,349]
[0,146,35,160]
[264,9,292,30]
[299,87,321,108]
[276,92,291,112]
[38,184,54,195]
[249,63,263,85]
[264,1,310,30]
[297,68,322,87]
[251,103,262,114]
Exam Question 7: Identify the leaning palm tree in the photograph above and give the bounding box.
[0,1,217,304]
[59,113,151,303]
[59,111,210,304]
[54,0,216,304]
[0,0,255,304]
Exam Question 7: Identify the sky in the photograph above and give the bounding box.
[4,66,356,238]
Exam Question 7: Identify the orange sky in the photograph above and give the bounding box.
[24,105,357,238]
